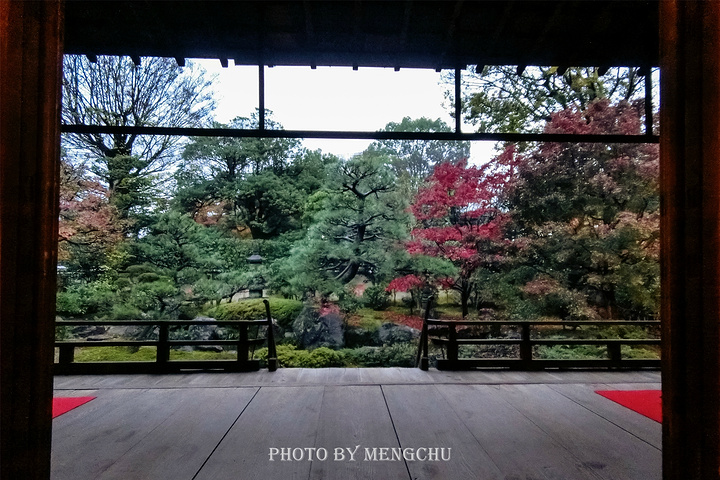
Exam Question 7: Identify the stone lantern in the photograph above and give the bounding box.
[247,253,265,298]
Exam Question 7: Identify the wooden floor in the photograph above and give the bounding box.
[53,368,661,480]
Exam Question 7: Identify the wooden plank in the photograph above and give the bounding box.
[309,386,408,479]
[437,384,605,479]
[549,383,662,449]
[51,369,663,391]
[497,384,661,480]
[294,367,330,385]
[195,386,324,480]
[383,384,503,480]
[92,388,258,480]
[52,389,195,479]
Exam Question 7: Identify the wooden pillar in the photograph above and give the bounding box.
[0,1,63,478]
[660,1,720,478]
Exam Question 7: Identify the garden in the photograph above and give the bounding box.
[57,58,660,368]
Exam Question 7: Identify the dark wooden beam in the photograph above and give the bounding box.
[660,1,720,478]
[439,0,464,66]
[0,1,63,478]
[60,123,659,144]
[303,0,315,48]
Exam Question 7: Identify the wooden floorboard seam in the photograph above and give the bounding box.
[190,387,262,480]
[495,388,609,480]
[53,380,663,390]
[93,388,176,479]
[546,384,661,452]
[424,384,508,478]
[378,385,415,480]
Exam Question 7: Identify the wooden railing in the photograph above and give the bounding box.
[416,307,660,371]
[54,299,277,375]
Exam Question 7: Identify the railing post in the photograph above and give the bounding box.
[58,345,74,365]
[417,320,429,370]
[237,322,249,368]
[157,322,170,371]
[608,342,622,367]
[520,322,532,369]
[416,300,432,370]
[447,323,458,367]
[263,300,277,371]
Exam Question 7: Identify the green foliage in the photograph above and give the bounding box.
[208,298,303,330]
[449,66,648,134]
[363,284,391,310]
[254,343,416,367]
[169,350,237,360]
[621,345,661,360]
[176,113,330,239]
[280,152,410,298]
[255,345,344,368]
[73,346,159,362]
[340,343,416,367]
[536,344,607,360]
[56,289,88,317]
[71,346,237,362]
[109,304,144,321]
[367,117,470,185]
[56,280,117,317]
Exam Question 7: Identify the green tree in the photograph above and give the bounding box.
[180,111,301,178]
[177,112,322,238]
[366,117,470,186]
[277,153,410,298]
[448,66,647,134]
[134,211,225,285]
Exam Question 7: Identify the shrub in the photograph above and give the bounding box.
[363,284,390,310]
[255,344,344,368]
[536,344,606,360]
[56,290,86,316]
[208,298,303,330]
[337,291,363,313]
[340,343,416,367]
[110,303,144,320]
[56,280,117,317]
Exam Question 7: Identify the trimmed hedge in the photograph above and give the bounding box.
[254,342,417,368]
[208,298,303,330]
[255,345,344,368]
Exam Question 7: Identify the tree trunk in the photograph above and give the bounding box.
[460,281,471,318]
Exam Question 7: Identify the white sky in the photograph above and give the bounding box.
[194,59,496,162]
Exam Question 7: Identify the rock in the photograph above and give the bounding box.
[378,322,420,345]
[71,325,107,337]
[86,335,113,342]
[344,327,381,348]
[195,345,223,353]
[292,305,345,349]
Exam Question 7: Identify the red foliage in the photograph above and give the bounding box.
[406,158,511,291]
[386,274,424,292]
[383,311,423,330]
[319,302,341,317]
[58,161,126,261]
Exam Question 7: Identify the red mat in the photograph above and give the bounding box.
[595,390,661,423]
[52,396,95,418]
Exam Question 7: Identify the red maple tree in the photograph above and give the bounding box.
[58,161,126,265]
[404,158,512,317]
